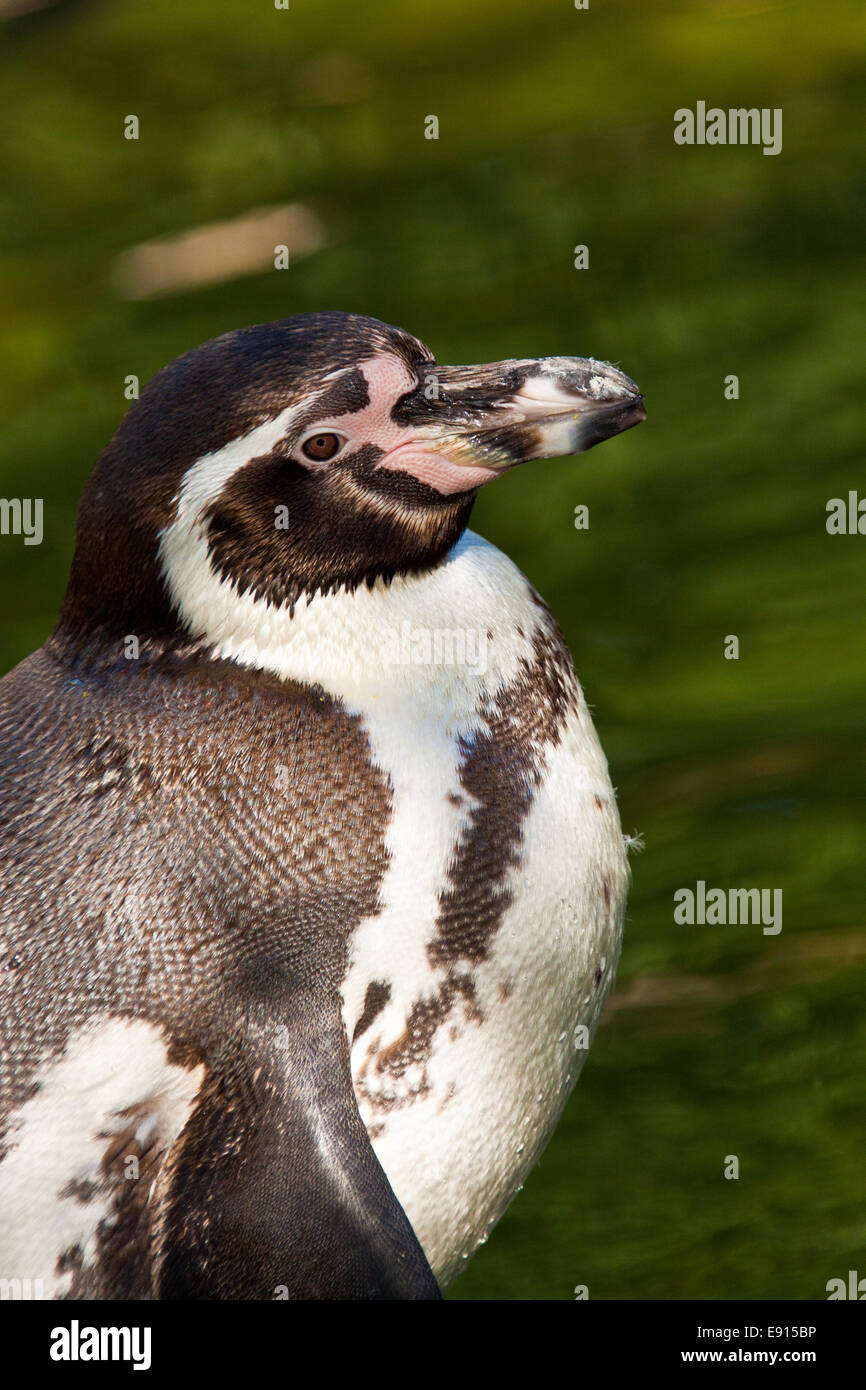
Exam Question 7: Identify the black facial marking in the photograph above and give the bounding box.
[204,443,476,610]
[348,447,479,510]
[299,366,371,427]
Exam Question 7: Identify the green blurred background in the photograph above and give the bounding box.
[1,0,864,1299]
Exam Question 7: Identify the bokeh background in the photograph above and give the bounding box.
[1,0,864,1299]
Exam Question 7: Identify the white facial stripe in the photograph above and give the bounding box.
[157,398,305,645]
[160,351,406,549]
[170,398,307,532]
[0,1018,203,1298]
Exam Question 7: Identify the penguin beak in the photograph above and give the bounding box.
[395,356,646,472]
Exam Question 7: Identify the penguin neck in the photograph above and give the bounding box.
[175,529,540,721]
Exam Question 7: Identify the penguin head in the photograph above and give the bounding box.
[56,312,644,651]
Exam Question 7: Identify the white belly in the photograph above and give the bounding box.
[329,537,629,1288]
[343,703,626,1287]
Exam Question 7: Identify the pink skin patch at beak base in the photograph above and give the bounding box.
[377,440,501,495]
[318,355,500,497]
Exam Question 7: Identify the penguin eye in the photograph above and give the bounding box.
[300,432,344,462]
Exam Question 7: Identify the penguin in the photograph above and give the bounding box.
[0,312,645,1300]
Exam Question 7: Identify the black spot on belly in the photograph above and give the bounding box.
[352,979,391,1043]
[58,1177,99,1205]
[373,972,479,1082]
[56,1244,83,1278]
[428,599,578,968]
[356,972,480,1114]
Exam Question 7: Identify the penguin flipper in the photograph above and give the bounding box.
[155,996,440,1300]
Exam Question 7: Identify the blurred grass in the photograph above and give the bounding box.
[1,0,864,1299]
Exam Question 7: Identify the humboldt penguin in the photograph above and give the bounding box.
[0,312,644,1299]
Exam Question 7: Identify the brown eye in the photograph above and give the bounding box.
[301,432,342,462]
